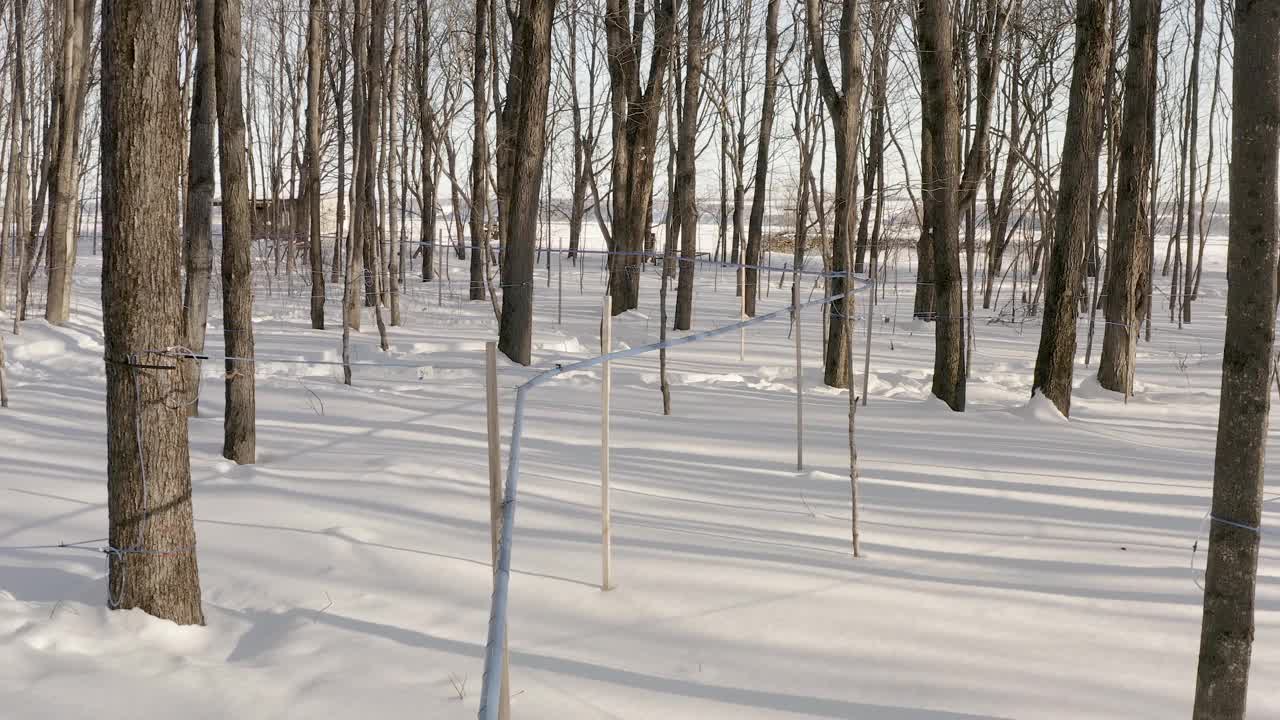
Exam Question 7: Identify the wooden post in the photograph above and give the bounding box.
[437,228,443,307]
[793,283,802,470]
[601,295,613,590]
[739,276,746,362]
[483,341,511,720]
[557,237,564,325]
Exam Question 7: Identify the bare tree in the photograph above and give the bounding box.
[805,0,862,389]
[44,0,94,325]
[672,0,705,330]
[100,0,203,625]
[181,0,216,416]
[1031,0,1111,416]
[307,0,326,329]
[915,0,964,408]
[742,0,780,318]
[215,0,257,463]
[468,0,491,302]
[1191,3,1279,716]
[1097,0,1160,395]
[496,0,557,364]
[604,0,677,315]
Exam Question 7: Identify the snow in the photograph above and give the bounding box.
[0,230,1277,718]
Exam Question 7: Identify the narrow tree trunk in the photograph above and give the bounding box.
[1191,3,1279,716]
[181,0,216,416]
[44,0,93,325]
[468,0,490,302]
[306,0,325,329]
[363,0,390,348]
[806,0,862,389]
[214,0,256,464]
[743,0,779,318]
[672,0,706,330]
[100,0,204,625]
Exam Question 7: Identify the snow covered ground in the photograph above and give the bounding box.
[0,229,1276,719]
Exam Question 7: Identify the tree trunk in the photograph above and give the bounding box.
[364,0,389,348]
[1097,0,1160,394]
[1191,3,1279,716]
[385,6,402,327]
[214,0,256,464]
[45,0,94,325]
[805,0,862,389]
[306,0,325,329]
[742,0,779,318]
[496,0,557,365]
[672,0,706,330]
[468,0,490,302]
[1031,0,1111,416]
[416,8,438,282]
[604,0,677,315]
[181,0,215,416]
[100,0,204,625]
[917,0,965,409]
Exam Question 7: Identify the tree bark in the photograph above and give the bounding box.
[100,0,204,625]
[496,0,557,364]
[917,0,965,409]
[306,0,325,329]
[1031,0,1111,416]
[742,0,779,318]
[1097,0,1160,394]
[805,0,862,389]
[214,0,256,464]
[44,0,94,325]
[181,0,215,417]
[672,0,706,330]
[468,0,490,302]
[1191,3,1280,716]
[604,0,677,315]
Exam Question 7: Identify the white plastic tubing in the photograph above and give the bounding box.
[477,277,867,719]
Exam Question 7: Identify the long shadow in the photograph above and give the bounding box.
[278,607,1013,720]
[198,517,597,590]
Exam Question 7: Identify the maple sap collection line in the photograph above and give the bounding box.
[477,277,869,720]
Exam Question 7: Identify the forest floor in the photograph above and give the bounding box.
[0,231,1276,719]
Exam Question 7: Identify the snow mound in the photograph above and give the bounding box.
[1015,391,1069,423]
